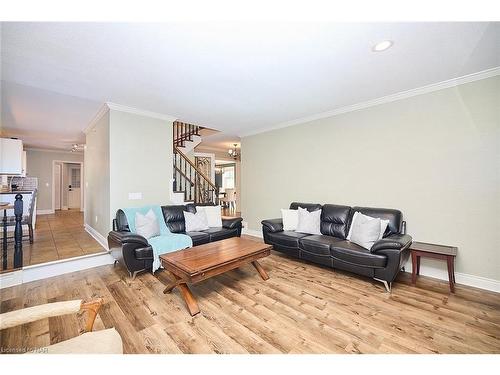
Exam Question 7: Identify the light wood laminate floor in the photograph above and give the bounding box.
[1,237,499,354]
[3,210,105,268]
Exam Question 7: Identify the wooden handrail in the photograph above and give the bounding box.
[173,165,195,187]
[174,145,217,191]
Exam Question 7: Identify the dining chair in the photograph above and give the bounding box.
[220,188,236,211]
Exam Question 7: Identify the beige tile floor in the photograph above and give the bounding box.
[2,210,105,268]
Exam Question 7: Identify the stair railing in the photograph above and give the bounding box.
[173,144,219,204]
[173,121,202,148]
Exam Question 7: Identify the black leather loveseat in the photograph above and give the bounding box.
[108,204,243,278]
[262,202,412,291]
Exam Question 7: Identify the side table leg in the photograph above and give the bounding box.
[411,252,417,286]
[416,255,421,276]
[446,256,455,293]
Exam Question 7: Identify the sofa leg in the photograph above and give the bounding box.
[374,278,392,293]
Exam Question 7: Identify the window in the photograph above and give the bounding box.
[71,168,81,188]
[221,165,235,190]
[215,163,235,192]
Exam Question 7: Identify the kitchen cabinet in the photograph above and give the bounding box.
[0,138,24,175]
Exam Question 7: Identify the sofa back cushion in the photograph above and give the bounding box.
[351,206,402,236]
[161,204,196,233]
[320,204,352,239]
[116,209,129,231]
[289,202,322,212]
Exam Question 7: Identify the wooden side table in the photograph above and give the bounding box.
[409,241,458,293]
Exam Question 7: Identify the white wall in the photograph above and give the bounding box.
[84,110,110,237]
[84,105,174,238]
[109,109,173,217]
[26,149,84,210]
[241,76,500,281]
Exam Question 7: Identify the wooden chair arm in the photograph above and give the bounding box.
[0,298,104,332]
[80,298,104,332]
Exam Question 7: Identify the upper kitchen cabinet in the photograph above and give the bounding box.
[0,138,24,175]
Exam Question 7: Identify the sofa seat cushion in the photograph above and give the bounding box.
[185,231,210,246]
[200,227,238,242]
[330,240,387,268]
[299,234,343,256]
[267,231,312,248]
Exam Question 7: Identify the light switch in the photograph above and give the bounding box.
[128,192,143,200]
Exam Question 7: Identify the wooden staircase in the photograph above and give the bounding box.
[172,121,219,204]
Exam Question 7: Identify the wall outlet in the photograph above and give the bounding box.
[128,192,143,200]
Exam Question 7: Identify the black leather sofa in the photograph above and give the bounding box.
[262,202,412,291]
[108,204,243,278]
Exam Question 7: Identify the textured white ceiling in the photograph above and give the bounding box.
[1,22,499,150]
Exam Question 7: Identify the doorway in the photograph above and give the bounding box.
[52,161,84,212]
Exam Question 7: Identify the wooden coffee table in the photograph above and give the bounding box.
[159,237,272,316]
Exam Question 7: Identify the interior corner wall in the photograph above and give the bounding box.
[108,109,173,220]
[84,110,110,238]
[241,76,500,281]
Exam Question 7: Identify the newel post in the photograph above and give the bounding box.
[13,193,23,269]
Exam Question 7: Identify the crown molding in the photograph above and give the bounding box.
[83,103,110,134]
[84,102,177,135]
[240,66,500,137]
[25,147,83,154]
[106,102,177,123]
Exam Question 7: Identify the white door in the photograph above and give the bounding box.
[68,166,81,209]
[54,163,62,210]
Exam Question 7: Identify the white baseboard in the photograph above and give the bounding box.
[0,252,115,288]
[403,262,500,293]
[0,270,23,288]
[37,209,54,215]
[62,206,68,211]
[243,226,500,293]
[242,227,263,238]
[84,224,109,250]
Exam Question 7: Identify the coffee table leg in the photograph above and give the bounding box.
[178,283,200,316]
[163,273,200,316]
[252,260,269,280]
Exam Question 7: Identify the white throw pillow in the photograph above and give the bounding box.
[347,212,390,241]
[196,205,222,227]
[281,209,299,231]
[184,210,209,232]
[295,207,322,235]
[349,216,381,250]
[135,209,160,239]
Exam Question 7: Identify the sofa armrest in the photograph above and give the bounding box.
[108,231,149,247]
[371,233,412,253]
[134,246,154,260]
[222,217,243,229]
[261,218,283,233]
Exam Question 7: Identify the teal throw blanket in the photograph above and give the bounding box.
[122,205,192,272]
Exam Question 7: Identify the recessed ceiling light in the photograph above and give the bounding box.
[372,40,393,52]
